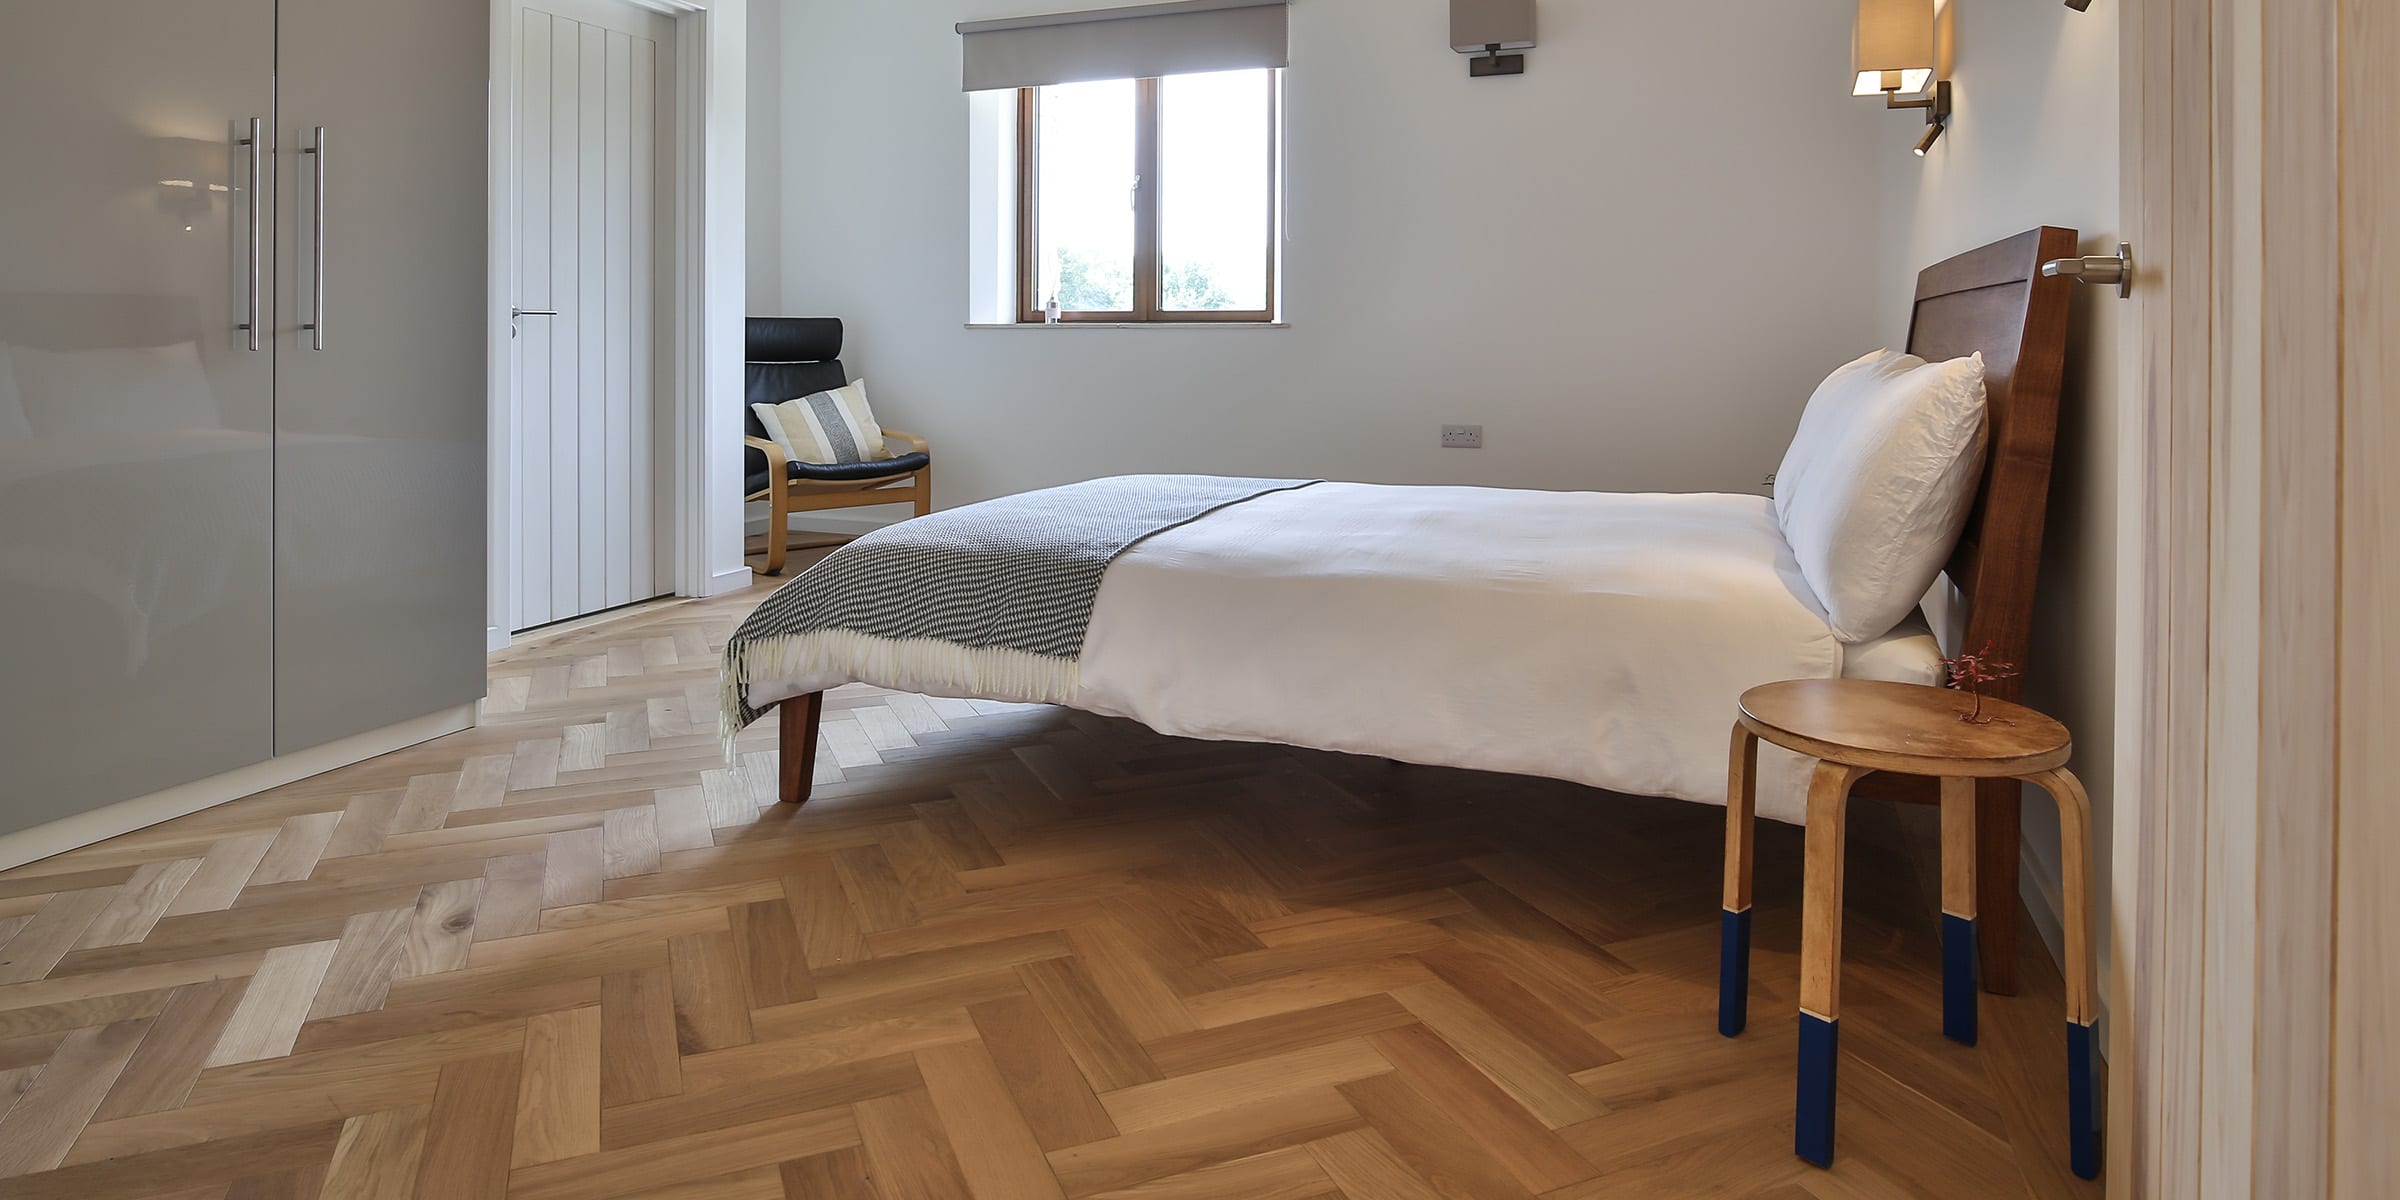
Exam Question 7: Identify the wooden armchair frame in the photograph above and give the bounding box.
[745,428,933,575]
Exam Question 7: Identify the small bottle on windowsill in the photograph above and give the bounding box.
[1045,295,1061,324]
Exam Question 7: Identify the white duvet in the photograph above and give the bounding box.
[753,482,1943,823]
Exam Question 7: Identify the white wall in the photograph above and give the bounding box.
[1873,1,2122,1006]
[749,0,1891,508]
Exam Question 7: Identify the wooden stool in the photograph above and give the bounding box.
[1715,679,2098,1180]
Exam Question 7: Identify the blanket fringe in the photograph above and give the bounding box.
[721,630,1080,761]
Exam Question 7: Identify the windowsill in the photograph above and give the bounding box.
[965,321,1289,330]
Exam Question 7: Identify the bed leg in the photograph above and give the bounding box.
[1975,776,2021,995]
[778,693,824,804]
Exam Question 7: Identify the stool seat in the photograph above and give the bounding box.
[1738,679,2071,778]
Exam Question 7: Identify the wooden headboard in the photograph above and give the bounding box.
[1904,226,2079,703]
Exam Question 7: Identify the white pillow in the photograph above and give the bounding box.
[1773,349,1988,643]
[11,341,220,435]
[0,346,30,440]
[750,379,886,466]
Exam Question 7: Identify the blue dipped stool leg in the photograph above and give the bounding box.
[1795,1012,1839,1167]
[1942,912,1979,1046]
[1719,907,1752,1037]
[2068,1019,2099,1180]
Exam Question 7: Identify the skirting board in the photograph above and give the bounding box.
[705,566,755,597]
[744,507,910,538]
[0,702,478,873]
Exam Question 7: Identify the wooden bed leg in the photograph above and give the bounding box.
[1975,776,2021,995]
[778,693,823,804]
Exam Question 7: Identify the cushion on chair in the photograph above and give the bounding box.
[752,379,887,465]
[745,451,929,495]
[746,317,850,484]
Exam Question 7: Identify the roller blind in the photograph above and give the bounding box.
[957,0,1288,92]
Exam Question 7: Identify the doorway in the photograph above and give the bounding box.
[506,0,675,630]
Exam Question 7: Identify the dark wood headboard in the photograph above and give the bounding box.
[1887,226,2077,996]
[1904,226,2078,702]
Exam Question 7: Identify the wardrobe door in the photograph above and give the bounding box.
[273,0,490,750]
[0,0,277,831]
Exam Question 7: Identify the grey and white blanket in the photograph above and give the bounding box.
[720,473,1318,739]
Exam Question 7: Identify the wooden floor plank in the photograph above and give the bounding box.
[244,815,343,890]
[601,1052,919,1150]
[1364,1023,1596,1192]
[1015,957,1162,1094]
[666,930,753,1055]
[470,852,546,943]
[91,977,251,1122]
[964,992,1118,1151]
[599,964,683,1106]
[916,1038,1067,1200]
[1044,1087,1362,1199]
[729,898,814,1009]
[306,908,413,1022]
[1086,1143,1334,1200]
[203,940,339,1068]
[509,1006,601,1168]
[74,861,203,950]
[0,1017,153,1177]
[317,1104,430,1200]
[0,887,122,984]
[853,1087,976,1200]
[507,1106,858,1200]
[411,1050,521,1200]
[777,1144,876,1200]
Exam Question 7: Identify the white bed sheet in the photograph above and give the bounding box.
[1083,482,1857,821]
[749,481,1954,823]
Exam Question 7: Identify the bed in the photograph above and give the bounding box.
[724,227,2078,992]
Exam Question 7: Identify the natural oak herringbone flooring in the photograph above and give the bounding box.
[0,554,2101,1199]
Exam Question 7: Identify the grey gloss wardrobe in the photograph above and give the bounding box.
[0,0,489,838]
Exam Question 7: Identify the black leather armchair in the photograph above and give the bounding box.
[746,317,932,574]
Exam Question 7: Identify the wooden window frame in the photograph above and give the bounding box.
[1016,71,1279,324]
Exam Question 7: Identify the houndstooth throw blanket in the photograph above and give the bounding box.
[721,474,1319,740]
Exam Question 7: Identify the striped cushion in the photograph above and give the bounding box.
[752,379,887,466]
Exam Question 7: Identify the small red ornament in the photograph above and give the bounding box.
[1940,641,2021,724]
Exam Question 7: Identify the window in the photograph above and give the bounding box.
[1017,68,1279,323]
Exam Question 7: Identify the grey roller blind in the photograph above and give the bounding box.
[958,0,1288,92]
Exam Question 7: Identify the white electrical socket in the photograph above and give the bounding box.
[1441,424,1484,449]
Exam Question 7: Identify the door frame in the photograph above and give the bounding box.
[2113,0,2393,1191]
[486,0,750,650]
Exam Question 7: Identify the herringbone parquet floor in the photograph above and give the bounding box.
[0,550,2102,1199]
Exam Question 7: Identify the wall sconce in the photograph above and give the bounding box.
[1452,0,1534,77]
[1853,0,1949,156]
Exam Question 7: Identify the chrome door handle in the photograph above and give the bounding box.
[2040,241,2132,299]
[238,117,263,351]
[303,127,328,349]
[510,307,559,337]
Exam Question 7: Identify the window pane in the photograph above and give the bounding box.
[1159,69,1271,312]
[1034,78,1135,313]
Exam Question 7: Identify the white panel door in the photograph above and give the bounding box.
[512,0,673,630]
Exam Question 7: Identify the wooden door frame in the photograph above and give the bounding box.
[2114,0,2393,1191]
[486,0,750,648]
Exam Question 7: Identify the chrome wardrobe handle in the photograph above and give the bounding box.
[238,117,263,351]
[303,126,328,350]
